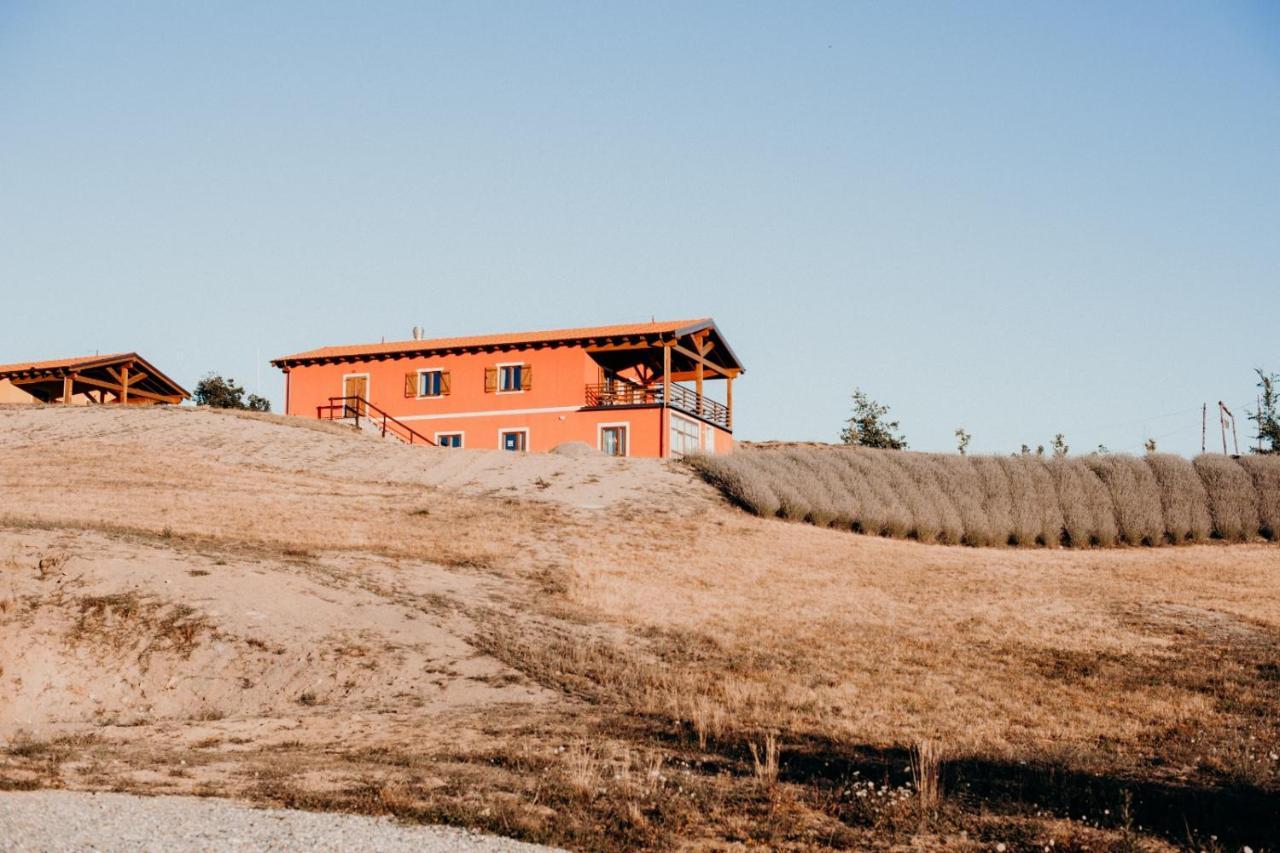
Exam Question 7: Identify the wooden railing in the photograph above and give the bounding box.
[316,395,436,446]
[584,383,731,431]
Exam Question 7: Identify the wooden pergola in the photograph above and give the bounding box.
[0,352,190,405]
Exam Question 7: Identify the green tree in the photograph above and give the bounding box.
[840,388,907,450]
[1248,368,1280,454]
[954,427,971,455]
[194,373,271,412]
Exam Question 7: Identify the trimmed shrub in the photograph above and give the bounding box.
[1144,454,1212,543]
[1085,456,1164,545]
[690,446,1280,549]
[1193,455,1260,541]
[934,455,995,546]
[997,457,1042,546]
[1237,455,1280,540]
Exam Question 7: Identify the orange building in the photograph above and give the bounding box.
[271,319,743,457]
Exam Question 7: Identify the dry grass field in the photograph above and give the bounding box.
[2,405,1279,850]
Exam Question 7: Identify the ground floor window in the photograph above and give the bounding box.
[435,432,463,448]
[669,414,700,456]
[500,429,528,452]
[599,424,628,457]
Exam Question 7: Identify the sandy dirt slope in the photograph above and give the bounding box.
[0,404,712,511]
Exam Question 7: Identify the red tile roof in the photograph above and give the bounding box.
[272,318,716,365]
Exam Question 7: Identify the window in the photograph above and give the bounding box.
[419,370,443,398]
[405,369,450,398]
[487,363,532,393]
[669,414,700,457]
[599,425,627,457]
[498,364,522,392]
[500,429,528,452]
[436,432,463,448]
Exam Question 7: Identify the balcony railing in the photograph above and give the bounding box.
[584,383,731,431]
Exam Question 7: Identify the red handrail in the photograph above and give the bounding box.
[316,395,436,446]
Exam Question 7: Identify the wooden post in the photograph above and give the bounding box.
[726,374,734,430]
[695,360,704,415]
[1201,403,1207,453]
[61,374,72,404]
[121,364,130,404]
[1219,401,1228,455]
[662,344,672,459]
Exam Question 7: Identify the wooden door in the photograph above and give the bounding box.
[343,375,368,417]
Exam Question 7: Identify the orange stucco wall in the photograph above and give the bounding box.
[282,345,732,457]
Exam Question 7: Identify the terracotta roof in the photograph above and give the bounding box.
[0,353,132,375]
[272,318,717,365]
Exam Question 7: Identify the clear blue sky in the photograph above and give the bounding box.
[2,2,1277,454]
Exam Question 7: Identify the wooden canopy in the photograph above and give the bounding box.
[0,352,190,405]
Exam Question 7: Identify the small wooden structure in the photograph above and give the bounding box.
[0,353,190,405]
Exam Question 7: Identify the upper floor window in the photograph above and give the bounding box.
[420,370,443,397]
[486,363,533,394]
[404,369,450,398]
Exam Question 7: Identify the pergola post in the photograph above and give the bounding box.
[726,374,733,429]
[61,374,73,404]
[120,363,130,404]
[662,343,672,459]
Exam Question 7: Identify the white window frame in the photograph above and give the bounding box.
[597,421,630,458]
[416,367,445,399]
[434,430,464,448]
[495,361,525,395]
[498,427,530,452]
[669,412,701,457]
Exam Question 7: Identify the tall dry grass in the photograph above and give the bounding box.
[691,446,1280,548]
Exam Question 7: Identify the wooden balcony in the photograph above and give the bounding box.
[584,383,731,431]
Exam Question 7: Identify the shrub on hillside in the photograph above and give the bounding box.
[194,373,270,412]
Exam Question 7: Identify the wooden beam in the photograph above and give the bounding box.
[120,364,129,404]
[62,374,73,404]
[668,343,733,378]
[70,374,181,404]
[106,366,148,387]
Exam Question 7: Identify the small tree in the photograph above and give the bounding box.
[1051,434,1069,458]
[194,373,271,412]
[840,388,907,450]
[954,427,971,456]
[1248,368,1280,454]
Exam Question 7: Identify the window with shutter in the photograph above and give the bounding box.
[497,364,524,393]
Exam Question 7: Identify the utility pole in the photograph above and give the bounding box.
[1202,403,1207,454]
[1219,402,1229,455]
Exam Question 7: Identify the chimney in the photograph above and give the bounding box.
[411,326,422,341]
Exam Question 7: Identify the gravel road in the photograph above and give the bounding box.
[0,791,557,852]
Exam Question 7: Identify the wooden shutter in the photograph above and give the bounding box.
[521,363,533,391]
[484,367,497,393]
[441,370,451,395]
[404,372,417,397]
